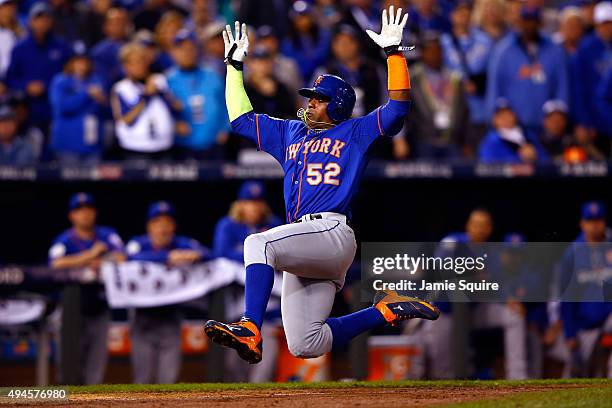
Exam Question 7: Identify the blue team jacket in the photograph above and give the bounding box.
[558,234,612,339]
[48,226,124,315]
[49,73,106,155]
[572,33,612,134]
[90,39,125,90]
[6,33,71,124]
[486,32,569,130]
[478,129,550,164]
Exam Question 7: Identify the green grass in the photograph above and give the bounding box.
[60,378,611,394]
[444,385,612,408]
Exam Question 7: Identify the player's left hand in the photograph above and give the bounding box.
[366,5,408,50]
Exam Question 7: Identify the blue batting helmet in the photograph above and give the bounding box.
[298,74,356,123]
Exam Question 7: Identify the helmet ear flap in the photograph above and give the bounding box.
[326,99,342,123]
[327,87,353,122]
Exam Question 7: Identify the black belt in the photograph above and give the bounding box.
[292,214,323,223]
[292,213,352,228]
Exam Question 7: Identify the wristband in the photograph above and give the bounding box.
[383,45,402,58]
[224,43,244,71]
[387,54,410,91]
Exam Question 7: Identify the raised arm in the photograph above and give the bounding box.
[224,21,253,122]
[353,6,411,147]
[223,21,286,162]
[366,5,411,102]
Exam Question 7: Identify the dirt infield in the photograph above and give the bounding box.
[20,383,600,408]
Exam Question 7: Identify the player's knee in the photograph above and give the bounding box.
[286,339,323,359]
[243,233,274,267]
[285,324,330,359]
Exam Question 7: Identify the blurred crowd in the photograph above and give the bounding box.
[43,186,611,384]
[0,0,611,165]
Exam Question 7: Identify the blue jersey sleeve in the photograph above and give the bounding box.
[48,233,69,264]
[231,112,288,163]
[175,236,210,260]
[350,100,411,153]
[99,227,124,252]
[5,45,26,91]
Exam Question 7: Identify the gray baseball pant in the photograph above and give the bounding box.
[243,213,357,358]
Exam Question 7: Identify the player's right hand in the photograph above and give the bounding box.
[223,21,249,64]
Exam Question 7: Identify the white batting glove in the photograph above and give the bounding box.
[366,5,409,56]
[222,21,249,70]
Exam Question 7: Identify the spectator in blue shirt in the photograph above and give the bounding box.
[48,192,125,385]
[0,104,35,164]
[125,201,208,384]
[90,7,131,91]
[281,1,331,82]
[486,6,569,133]
[441,1,495,151]
[408,0,451,35]
[5,2,71,131]
[167,29,229,159]
[49,48,107,163]
[213,181,282,262]
[572,1,612,153]
[478,98,549,164]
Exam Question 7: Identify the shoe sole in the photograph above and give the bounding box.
[407,301,440,320]
[204,323,262,364]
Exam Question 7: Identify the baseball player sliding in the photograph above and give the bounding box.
[205,6,439,364]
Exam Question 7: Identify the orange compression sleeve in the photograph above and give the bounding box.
[387,54,411,91]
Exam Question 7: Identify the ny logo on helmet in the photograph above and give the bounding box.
[314,75,323,86]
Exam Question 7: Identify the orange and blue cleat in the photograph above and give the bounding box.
[204,317,263,364]
[373,290,440,324]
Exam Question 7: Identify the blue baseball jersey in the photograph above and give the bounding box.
[48,226,124,262]
[48,226,124,316]
[558,233,612,339]
[213,215,282,262]
[231,100,410,222]
[125,234,209,263]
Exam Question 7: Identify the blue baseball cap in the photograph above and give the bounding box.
[238,181,266,201]
[147,201,175,220]
[29,2,51,19]
[520,6,542,21]
[69,192,95,211]
[493,98,513,113]
[290,0,313,17]
[581,201,606,220]
[0,105,16,120]
[174,28,197,46]
[543,99,568,116]
[251,45,272,59]
[256,25,277,39]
